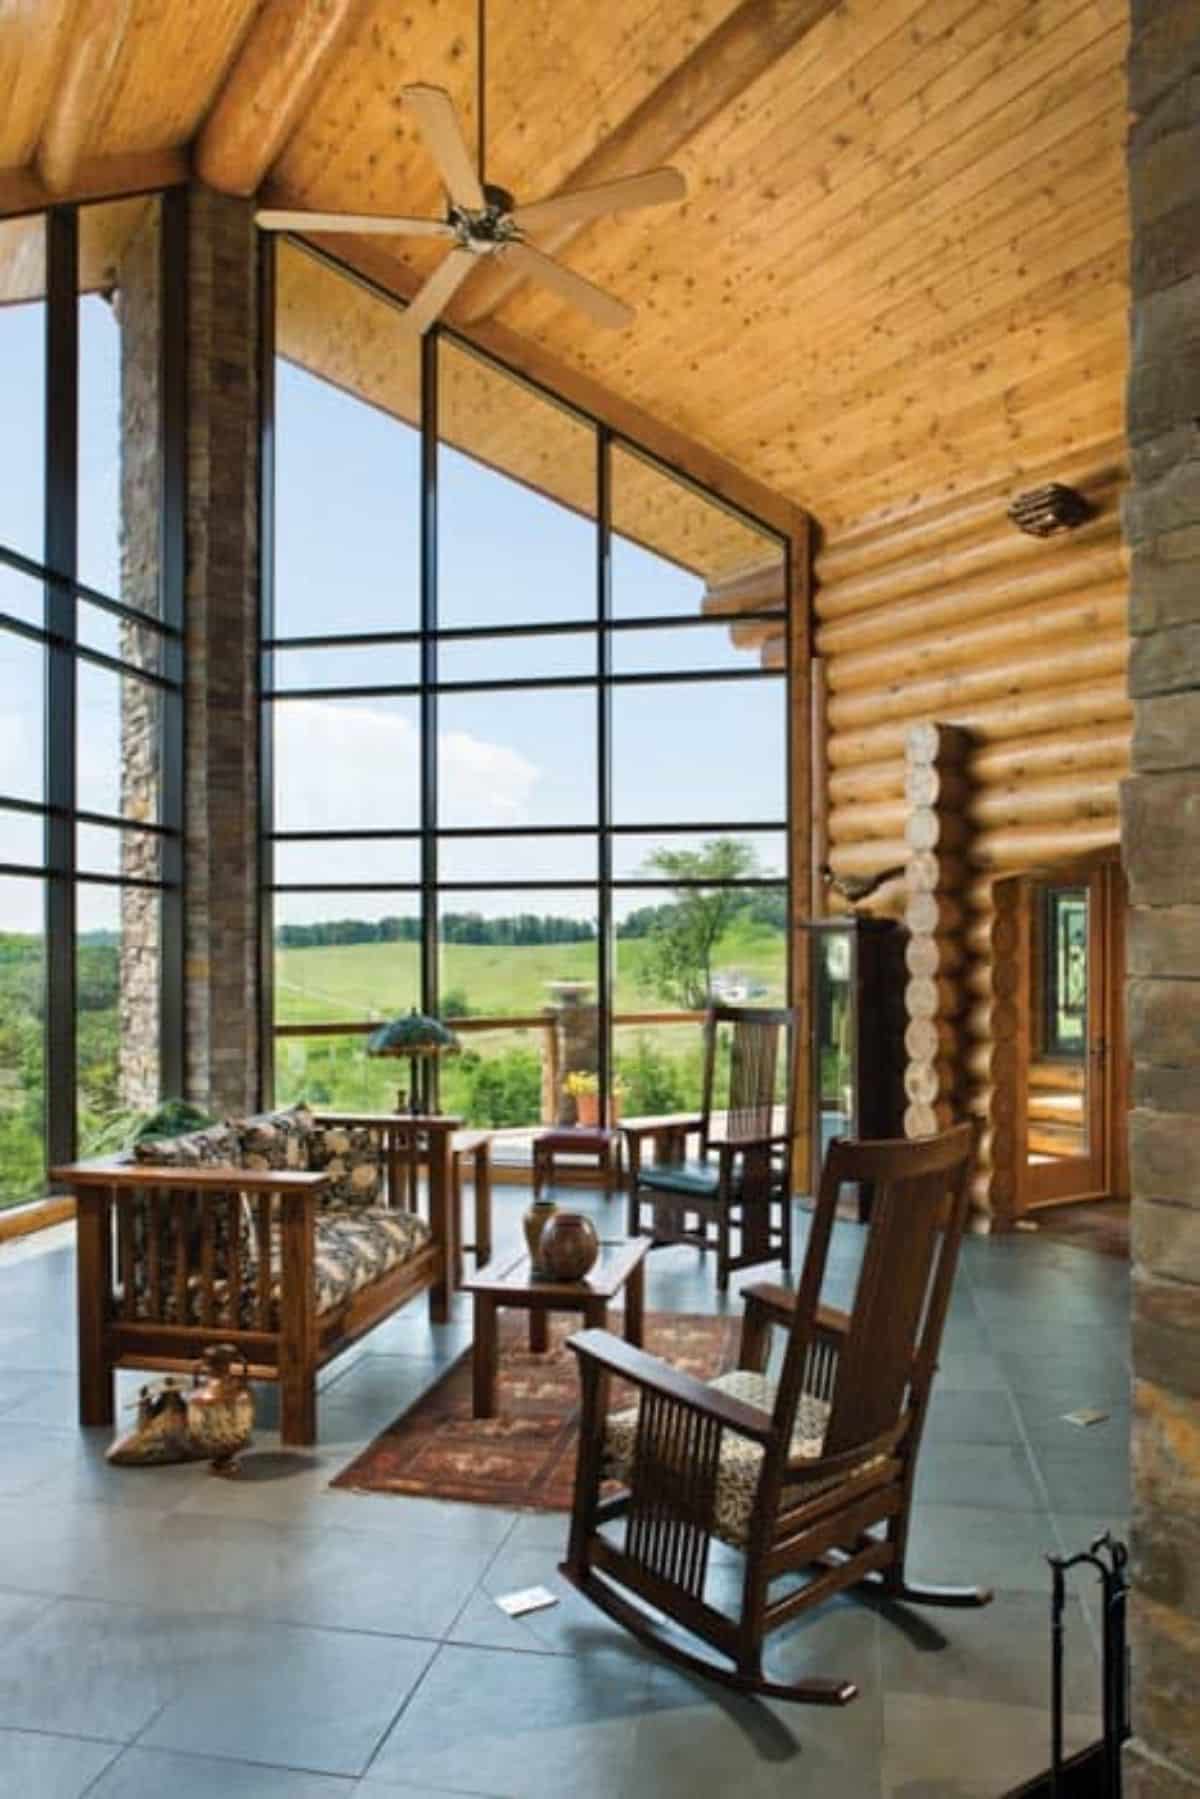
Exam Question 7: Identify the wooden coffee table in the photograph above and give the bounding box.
[461,1237,650,1419]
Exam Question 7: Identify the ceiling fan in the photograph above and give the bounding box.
[254,1,686,334]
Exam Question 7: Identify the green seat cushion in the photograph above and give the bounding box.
[637,1160,720,1199]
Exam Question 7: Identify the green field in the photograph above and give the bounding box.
[274,917,788,1126]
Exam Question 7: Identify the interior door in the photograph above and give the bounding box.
[1023,864,1110,1208]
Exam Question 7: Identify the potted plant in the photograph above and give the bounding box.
[564,1069,600,1128]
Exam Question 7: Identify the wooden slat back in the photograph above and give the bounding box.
[146,1192,164,1317]
[254,1194,273,1332]
[700,1003,794,1151]
[118,1200,137,1322]
[772,1124,975,1464]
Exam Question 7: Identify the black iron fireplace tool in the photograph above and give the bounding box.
[1004,1533,1130,1798]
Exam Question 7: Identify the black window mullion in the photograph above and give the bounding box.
[44,206,78,1175]
[421,328,439,1092]
[257,224,276,1107]
[597,427,612,1119]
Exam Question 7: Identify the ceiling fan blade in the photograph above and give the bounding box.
[401,83,485,211]
[254,209,455,238]
[509,167,686,235]
[501,242,634,330]
[402,247,478,335]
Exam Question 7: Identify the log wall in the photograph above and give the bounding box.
[811,439,1131,1223]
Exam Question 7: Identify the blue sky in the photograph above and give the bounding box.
[1,281,785,936]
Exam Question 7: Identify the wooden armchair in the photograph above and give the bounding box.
[563,1123,988,1702]
[623,1004,794,1290]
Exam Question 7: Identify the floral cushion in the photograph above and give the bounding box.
[305,1122,385,1210]
[132,1121,243,1168]
[131,1206,431,1330]
[604,1369,882,1548]
[235,1105,315,1173]
[129,1121,247,1266]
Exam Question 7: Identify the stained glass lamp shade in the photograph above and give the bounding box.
[366,1010,459,1115]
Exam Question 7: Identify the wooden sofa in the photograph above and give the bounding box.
[53,1105,458,1445]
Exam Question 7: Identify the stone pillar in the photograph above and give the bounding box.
[547,982,600,1125]
[1122,7,1200,1790]
[117,203,164,1112]
[183,186,260,1117]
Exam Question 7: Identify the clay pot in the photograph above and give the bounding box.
[573,1090,600,1128]
[522,1197,558,1276]
[538,1211,600,1282]
[187,1344,254,1476]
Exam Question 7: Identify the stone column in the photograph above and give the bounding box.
[183,186,260,1117]
[117,203,164,1112]
[1122,7,1200,1791]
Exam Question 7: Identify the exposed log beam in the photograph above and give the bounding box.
[195,0,364,197]
[457,0,842,325]
[37,0,136,194]
[0,148,191,219]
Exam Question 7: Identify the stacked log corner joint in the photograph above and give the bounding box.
[903,724,972,1149]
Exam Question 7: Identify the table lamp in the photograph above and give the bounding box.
[366,1010,460,1115]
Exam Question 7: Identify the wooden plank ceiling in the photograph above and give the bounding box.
[0,0,1129,547]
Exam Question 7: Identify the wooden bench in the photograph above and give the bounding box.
[54,1109,458,1447]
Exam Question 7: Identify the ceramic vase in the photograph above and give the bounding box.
[538,1211,600,1282]
[523,1196,558,1276]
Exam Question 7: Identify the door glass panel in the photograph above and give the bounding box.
[1030,882,1089,1164]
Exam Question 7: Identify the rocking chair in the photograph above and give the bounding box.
[562,1122,989,1702]
[622,1003,794,1291]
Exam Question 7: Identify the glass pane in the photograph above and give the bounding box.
[438,887,598,1134]
[438,688,597,828]
[77,823,163,880]
[272,891,421,1030]
[815,928,854,1158]
[0,807,44,869]
[78,601,164,674]
[0,216,46,565]
[269,641,419,692]
[77,292,122,598]
[438,631,594,685]
[77,660,162,823]
[438,834,596,885]
[272,836,420,886]
[76,880,161,1155]
[612,829,786,881]
[275,1029,402,1113]
[613,882,787,1016]
[0,560,44,629]
[609,620,772,676]
[611,677,785,825]
[1045,886,1088,1058]
[0,630,44,803]
[0,874,45,1208]
[271,695,421,833]
[438,339,597,630]
[78,197,162,608]
[274,243,421,639]
[610,443,785,621]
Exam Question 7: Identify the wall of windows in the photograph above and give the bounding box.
[266,242,788,1152]
[0,200,183,1208]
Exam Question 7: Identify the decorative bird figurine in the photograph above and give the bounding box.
[821,863,906,907]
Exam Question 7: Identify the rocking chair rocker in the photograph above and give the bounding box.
[622,1003,795,1291]
[562,1122,989,1702]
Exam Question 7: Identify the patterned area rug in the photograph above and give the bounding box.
[331,1310,740,1511]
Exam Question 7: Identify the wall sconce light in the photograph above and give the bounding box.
[1007,483,1093,537]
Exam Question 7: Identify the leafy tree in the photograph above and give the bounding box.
[637,837,759,1009]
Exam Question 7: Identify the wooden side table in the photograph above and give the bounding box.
[532,1126,621,1200]
[451,1129,493,1287]
[461,1237,649,1419]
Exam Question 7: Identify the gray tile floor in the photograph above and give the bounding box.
[0,1190,1130,1797]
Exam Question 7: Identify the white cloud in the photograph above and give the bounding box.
[274,698,540,840]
